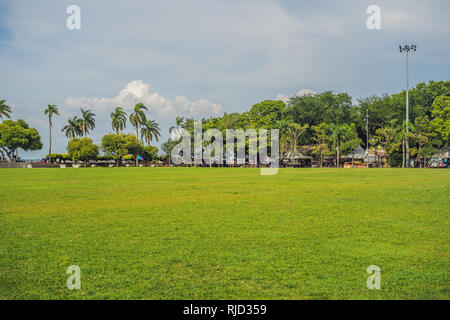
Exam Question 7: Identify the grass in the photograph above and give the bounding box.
[0,167,448,300]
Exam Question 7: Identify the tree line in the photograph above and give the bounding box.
[1,80,449,167]
[161,81,449,167]
[0,101,161,165]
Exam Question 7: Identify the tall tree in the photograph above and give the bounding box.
[111,107,127,134]
[396,120,416,168]
[310,123,331,167]
[169,116,185,139]
[374,120,400,166]
[0,100,12,122]
[79,108,96,136]
[411,116,435,168]
[340,124,363,166]
[129,103,148,141]
[287,123,309,162]
[161,138,180,165]
[276,117,293,155]
[62,116,82,139]
[329,123,349,167]
[44,104,59,162]
[429,96,450,147]
[141,119,161,145]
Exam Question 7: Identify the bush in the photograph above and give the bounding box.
[46,153,70,161]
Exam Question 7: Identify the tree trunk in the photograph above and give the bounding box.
[336,146,340,168]
[48,118,52,163]
[402,138,405,168]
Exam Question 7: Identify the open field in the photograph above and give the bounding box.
[0,168,448,299]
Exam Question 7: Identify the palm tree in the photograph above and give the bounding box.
[62,116,82,139]
[141,119,161,145]
[44,104,59,163]
[111,107,127,134]
[0,100,12,122]
[129,103,148,140]
[79,108,96,136]
[329,123,348,167]
[169,116,185,139]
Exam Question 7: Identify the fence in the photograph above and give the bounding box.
[0,162,27,169]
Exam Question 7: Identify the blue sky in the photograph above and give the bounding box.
[1,0,449,158]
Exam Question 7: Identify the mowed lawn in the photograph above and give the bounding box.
[0,168,448,300]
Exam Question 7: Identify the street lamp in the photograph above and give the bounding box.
[399,44,417,168]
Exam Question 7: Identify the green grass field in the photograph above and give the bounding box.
[0,168,448,299]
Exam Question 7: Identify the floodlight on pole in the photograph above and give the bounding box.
[399,44,417,168]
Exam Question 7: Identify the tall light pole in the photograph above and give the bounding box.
[366,108,369,168]
[399,44,417,168]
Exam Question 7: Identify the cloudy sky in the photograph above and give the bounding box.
[1,0,449,158]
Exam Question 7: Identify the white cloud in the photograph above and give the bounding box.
[63,80,222,118]
[276,89,317,103]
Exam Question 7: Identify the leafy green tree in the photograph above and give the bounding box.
[341,124,363,165]
[329,123,348,167]
[67,137,99,166]
[310,123,331,167]
[141,119,161,145]
[356,95,400,143]
[408,81,450,119]
[395,121,417,168]
[287,123,309,162]
[276,117,293,155]
[374,120,400,165]
[129,103,148,141]
[410,115,443,167]
[247,100,286,129]
[44,104,59,162]
[429,96,450,147]
[101,134,143,167]
[79,108,96,136]
[285,94,323,128]
[111,107,127,134]
[161,138,181,164]
[219,113,242,131]
[0,100,12,122]
[142,145,158,162]
[0,120,42,161]
[62,116,82,139]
